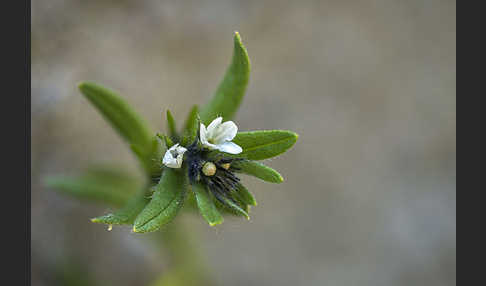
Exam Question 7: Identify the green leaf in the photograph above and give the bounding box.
[166,109,179,141]
[181,105,199,146]
[232,130,298,160]
[233,160,283,183]
[182,191,199,212]
[233,183,257,206]
[212,189,250,219]
[157,133,174,149]
[130,137,166,177]
[217,196,250,219]
[192,183,223,226]
[78,82,154,155]
[46,167,143,207]
[133,168,187,233]
[91,191,150,225]
[199,32,250,124]
[212,198,247,218]
[78,82,163,177]
[230,193,251,214]
[148,137,166,177]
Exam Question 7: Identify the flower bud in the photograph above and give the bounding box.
[202,162,217,176]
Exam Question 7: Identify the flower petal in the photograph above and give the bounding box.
[215,141,243,154]
[176,153,184,167]
[212,121,238,144]
[206,117,222,137]
[162,144,186,168]
[175,145,187,154]
[202,141,218,150]
[163,151,179,168]
[200,123,208,145]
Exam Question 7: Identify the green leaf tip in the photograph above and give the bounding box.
[157,133,174,149]
[181,105,200,146]
[234,184,258,206]
[200,32,250,124]
[77,81,157,175]
[233,31,243,48]
[166,109,179,141]
[77,81,153,145]
[132,168,187,233]
[233,161,284,183]
[192,183,224,226]
[91,192,150,226]
[219,196,250,220]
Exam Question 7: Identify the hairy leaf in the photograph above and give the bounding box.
[199,32,250,124]
[133,168,187,233]
[149,136,166,176]
[232,130,298,160]
[183,191,199,212]
[192,183,223,226]
[157,133,174,149]
[91,191,150,225]
[214,194,249,219]
[78,82,153,154]
[181,105,199,146]
[166,109,179,142]
[78,82,164,177]
[230,192,251,214]
[233,183,257,206]
[233,160,283,183]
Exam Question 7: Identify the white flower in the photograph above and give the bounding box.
[162,144,187,168]
[200,117,242,154]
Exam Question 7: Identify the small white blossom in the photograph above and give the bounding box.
[200,117,242,154]
[162,144,187,168]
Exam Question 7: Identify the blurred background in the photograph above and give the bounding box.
[31,0,456,285]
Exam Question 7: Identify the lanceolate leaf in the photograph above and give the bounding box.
[148,137,166,177]
[215,195,250,219]
[166,109,179,142]
[46,167,143,207]
[229,191,251,214]
[233,183,257,206]
[199,32,250,124]
[183,191,199,212]
[181,105,199,146]
[233,160,283,183]
[91,191,150,225]
[232,130,298,160]
[157,133,175,149]
[133,168,187,233]
[78,82,164,177]
[192,183,223,226]
[78,82,154,154]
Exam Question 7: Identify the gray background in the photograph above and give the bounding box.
[32,0,456,285]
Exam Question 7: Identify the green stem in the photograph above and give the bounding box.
[148,219,213,286]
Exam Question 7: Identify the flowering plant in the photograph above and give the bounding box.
[47,32,298,233]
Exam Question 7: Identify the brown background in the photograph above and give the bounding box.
[32,1,456,285]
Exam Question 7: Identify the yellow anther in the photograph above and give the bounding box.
[221,163,231,170]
